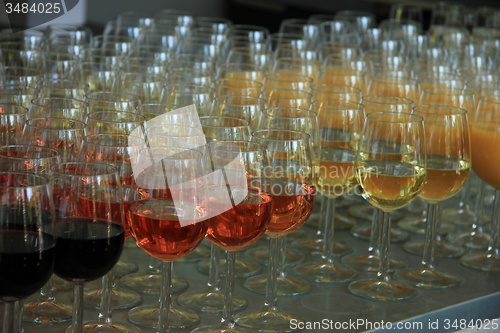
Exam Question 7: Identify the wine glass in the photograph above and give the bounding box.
[86,111,146,136]
[210,95,267,129]
[35,78,89,100]
[367,75,420,102]
[22,117,86,162]
[0,103,27,145]
[349,112,426,301]
[294,100,361,283]
[235,129,316,332]
[192,141,273,333]
[216,63,266,83]
[50,162,129,333]
[316,67,368,95]
[261,89,312,109]
[128,147,208,332]
[215,78,262,98]
[395,105,471,288]
[28,97,88,122]
[310,84,362,103]
[461,96,500,271]
[85,92,141,113]
[77,134,144,314]
[0,172,56,333]
[246,107,319,296]
[262,73,313,91]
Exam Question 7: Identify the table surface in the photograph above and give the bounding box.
[6,193,500,333]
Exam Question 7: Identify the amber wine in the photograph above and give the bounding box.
[419,156,471,203]
[316,147,357,198]
[357,160,426,212]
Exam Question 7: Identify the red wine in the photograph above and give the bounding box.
[266,178,316,237]
[77,187,129,239]
[54,218,124,283]
[129,199,207,261]
[206,187,271,251]
[0,230,55,302]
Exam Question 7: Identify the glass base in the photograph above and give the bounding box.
[305,212,356,230]
[341,254,404,272]
[461,253,500,271]
[177,288,247,314]
[235,309,304,333]
[348,278,417,301]
[83,287,142,310]
[244,273,311,296]
[114,261,139,279]
[348,205,403,221]
[404,240,465,258]
[245,247,304,266]
[53,275,73,290]
[398,216,457,235]
[294,260,357,283]
[446,231,491,249]
[197,257,261,278]
[127,304,200,329]
[176,246,210,263]
[23,298,72,324]
[394,268,461,289]
[442,207,491,226]
[291,238,352,256]
[119,273,189,294]
[192,325,259,333]
[350,224,409,242]
[66,321,142,333]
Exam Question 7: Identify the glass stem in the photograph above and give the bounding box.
[435,203,443,242]
[278,236,286,278]
[322,197,336,262]
[98,271,113,324]
[3,301,15,333]
[422,203,437,269]
[71,284,84,333]
[368,207,380,255]
[377,211,391,281]
[14,300,23,333]
[40,276,55,301]
[487,190,500,255]
[221,250,236,329]
[207,243,221,291]
[264,237,279,312]
[458,178,471,209]
[148,256,161,274]
[472,180,486,234]
[316,195,327,237]
[159,261,172,333]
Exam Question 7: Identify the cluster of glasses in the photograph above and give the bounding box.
[2,2,500,333]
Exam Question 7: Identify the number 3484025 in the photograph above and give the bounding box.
[5,3,61,14]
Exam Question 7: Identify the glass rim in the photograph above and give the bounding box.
[264,73,313,83]
[87,111,146,123]
[262,89,312,98]
[261,106,318,118]
[26,117,86,129]
[413,105,467,116]
[50,161,119,176]
[312,84,362,93]
[0,171,49,188]
[214,94,267,106]
[312,99,364,110]
[207,140,268,152]
[479,95,500,105]
[251,128,311,142]
[0,145,59,160]
[82,133,145,147]
[85,91,141,102]
[216,77,263,87]
[30,97,89,109]
[366,111,424,124]
[0,103,28,113]
[137,146,203,161]
[362,95,413,105]
[146,124,205,137]
[369,75,417,84]
[200,115,250,128]
[421,87,474,96]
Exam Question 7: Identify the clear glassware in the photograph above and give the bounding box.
[395,105,471,289]
[348,112,425,301]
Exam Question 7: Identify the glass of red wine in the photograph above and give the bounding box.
[128,147,208,333]
[236,129,316,332]
[192,140,273,333]
[49,162,128,333]
[0,172,56,333]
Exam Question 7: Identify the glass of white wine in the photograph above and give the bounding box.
[349,112,426,301]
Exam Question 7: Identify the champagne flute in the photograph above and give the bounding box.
[461,96,500,271]
[349,112,426,301]
[395,105,471,288]
[0,172,56,333]
[235,129,316,332]
[50,162,128,333]
[192,141,273,333]
[128,147,208,332]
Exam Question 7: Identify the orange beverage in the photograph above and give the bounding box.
[471,122,500,189]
